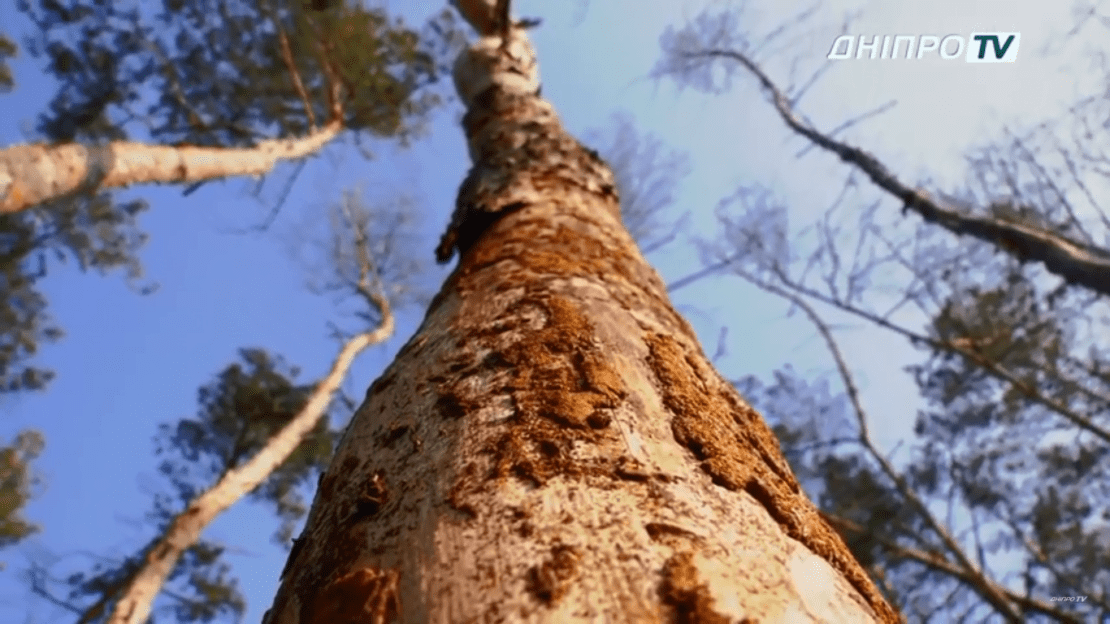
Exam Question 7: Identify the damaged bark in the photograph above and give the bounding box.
[265,3,898,622]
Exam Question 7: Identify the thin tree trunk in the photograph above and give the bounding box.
[0,120,341,215]
[265,5,898,623]
[107,311,392,624]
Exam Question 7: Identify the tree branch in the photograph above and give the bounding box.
[822,513,1083,624]
[670,46,1110,298]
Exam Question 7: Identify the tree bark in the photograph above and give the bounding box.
[265,7,898,624]
[0,120,341,215]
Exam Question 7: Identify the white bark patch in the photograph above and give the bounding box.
[453,35,540,109]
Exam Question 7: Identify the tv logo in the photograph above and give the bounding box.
[967,33,1020,62]
[827,33,1020,62]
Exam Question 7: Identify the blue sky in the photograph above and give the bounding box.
[0,0,1103,621]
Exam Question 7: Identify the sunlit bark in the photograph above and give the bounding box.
[265,3,897,622]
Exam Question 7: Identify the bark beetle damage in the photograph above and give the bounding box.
[306,567,400,624]
[645,332,899,624]
[352,471,389,521]
[434,287,633,610]
[440,292,627,494]
[502,296,625,432]
[526,543,581,605]
[659,552,736,624]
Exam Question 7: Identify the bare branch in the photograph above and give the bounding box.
[823,513,1083,624]
[758,266,1110,444]
[662,45,1110,298]
[735,270,1024,622]
[267,3,317,130]
[104,187,396,624]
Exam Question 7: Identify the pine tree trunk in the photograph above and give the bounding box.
[265,8,898,624]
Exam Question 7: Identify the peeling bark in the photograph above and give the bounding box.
[0,120,341,215]
[266,5,898,623]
